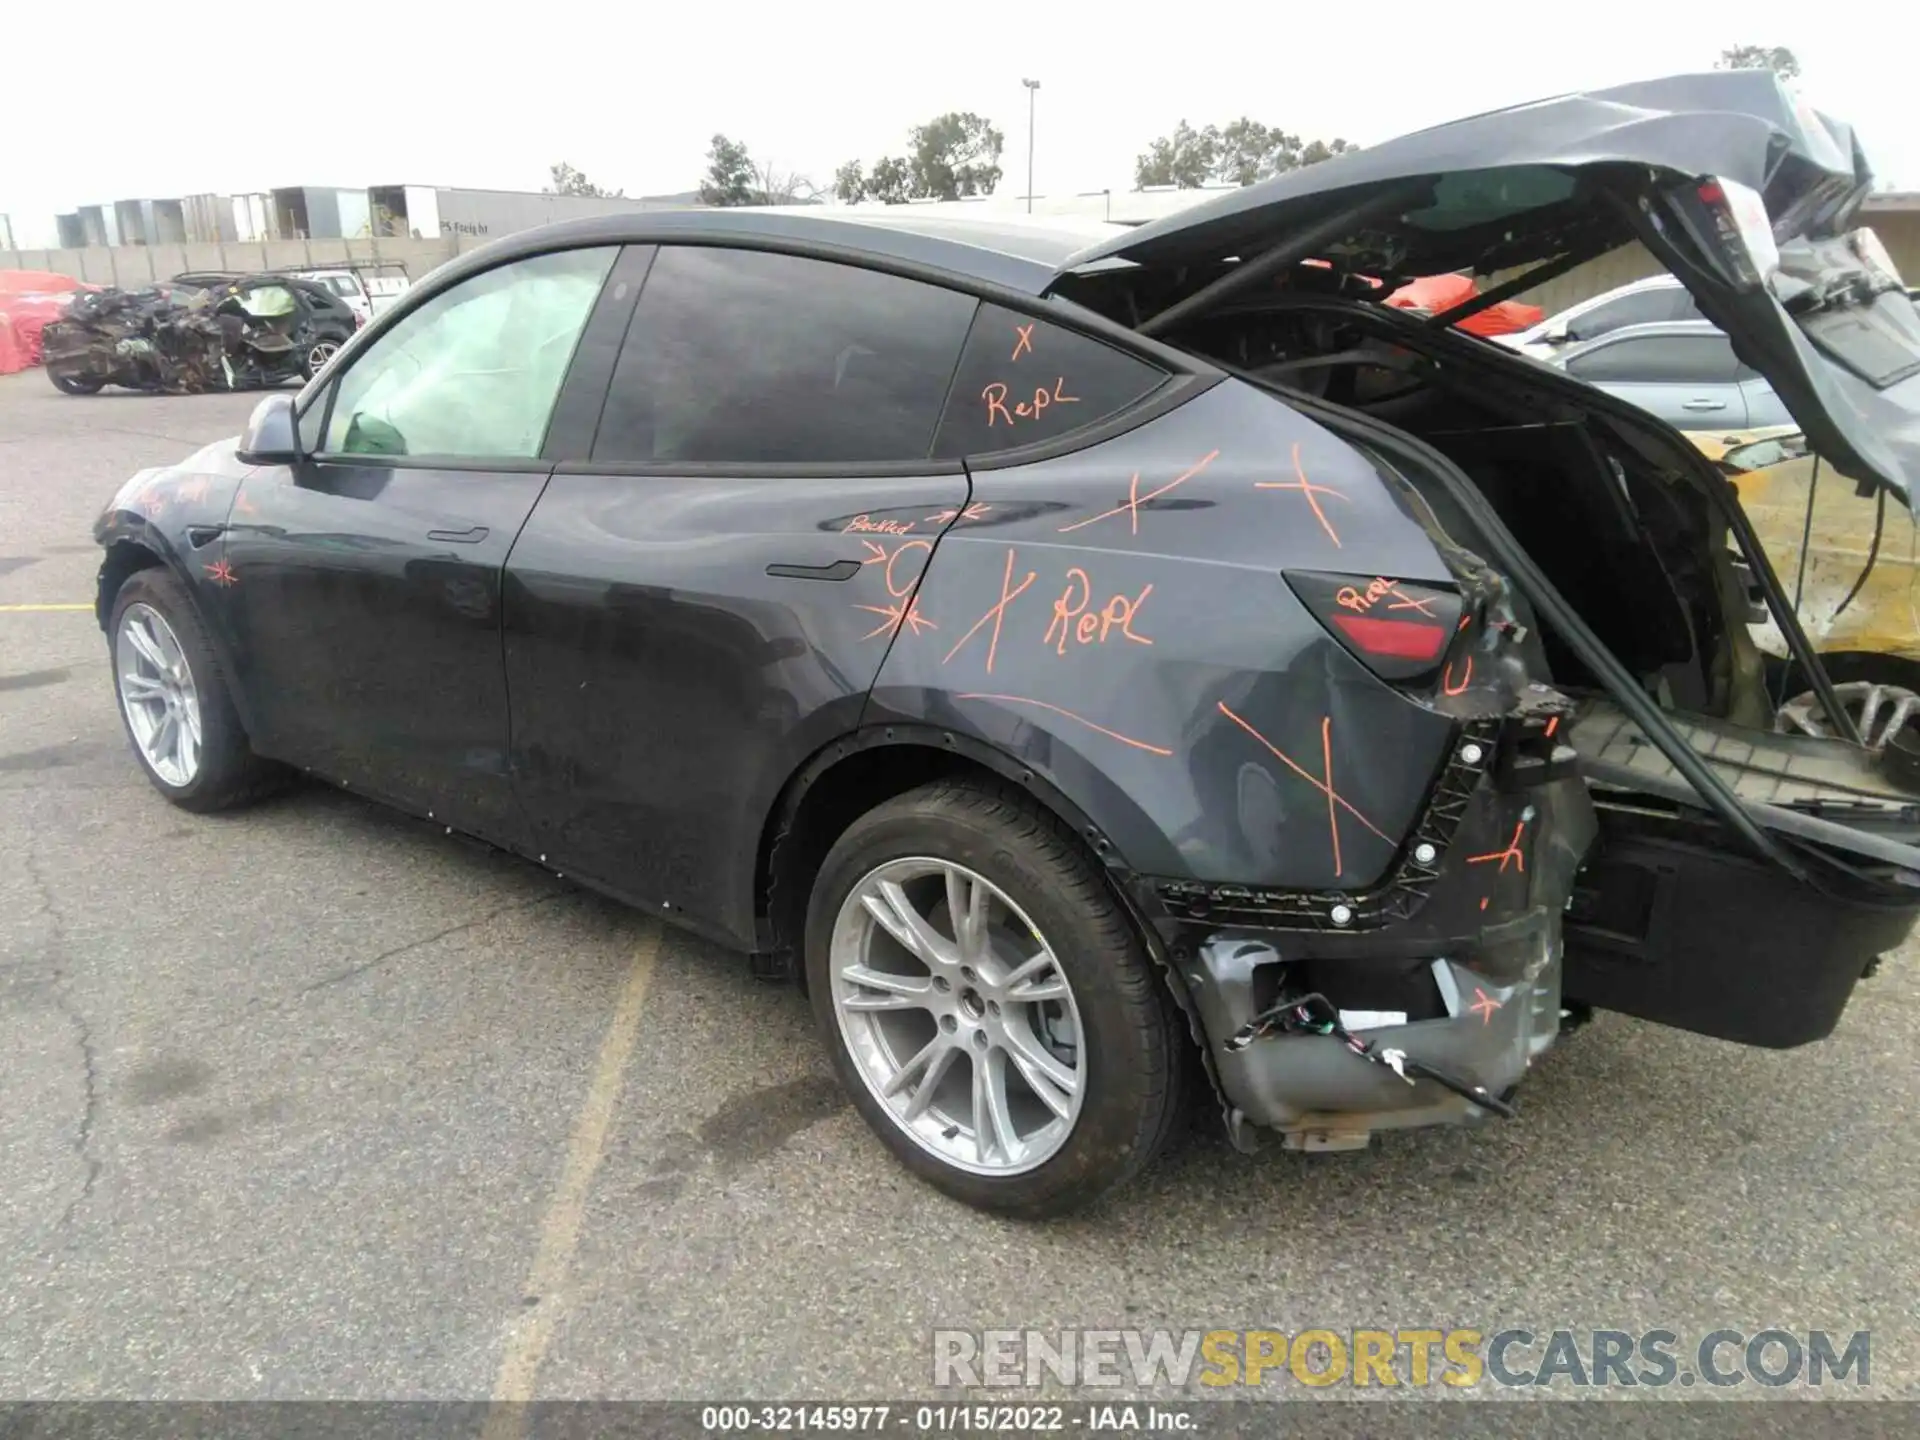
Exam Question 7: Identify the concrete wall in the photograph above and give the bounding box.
[9,209,1916,313]
[0,234,489,288]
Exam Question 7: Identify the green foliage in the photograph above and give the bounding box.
[545,162,623,198]
[698,135,756,208]
[1717,44,1801,79]
[835,111,1004,205]
[1134,119,1358,189]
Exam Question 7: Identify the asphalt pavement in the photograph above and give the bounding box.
[2,369,1916,1409]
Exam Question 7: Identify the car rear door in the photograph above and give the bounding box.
[219,243,628,846]
[501,243,978,948]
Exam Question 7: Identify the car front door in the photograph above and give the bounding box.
[217,244,623,845]
[502,243,983,946]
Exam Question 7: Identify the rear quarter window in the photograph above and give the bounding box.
[931,303,1167,458]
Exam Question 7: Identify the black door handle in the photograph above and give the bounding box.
[428,526,489,544]
[767,559,861,582]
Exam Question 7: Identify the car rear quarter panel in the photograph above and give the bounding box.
[869,379,1461,892]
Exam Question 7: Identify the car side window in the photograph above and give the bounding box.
[1566,334,1740,385]
[1566,288,1679,342]
[931,303,1167,458]
[321,246,616,460]
[592,247,978,466]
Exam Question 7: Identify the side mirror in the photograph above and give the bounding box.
[237,392,300,465]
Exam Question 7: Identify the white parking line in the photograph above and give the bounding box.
[484,924,665,1432]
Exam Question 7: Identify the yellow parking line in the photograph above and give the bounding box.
[484,925,664,1435]
[0,603,92,612]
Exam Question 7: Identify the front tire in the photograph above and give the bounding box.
[108,567,285,812]
[805,778,1184,1218]
[50,371,104,395]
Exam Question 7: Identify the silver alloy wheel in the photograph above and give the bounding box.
[829,857,1086,1175]
[307,340,338,373]
[115,602,202,787]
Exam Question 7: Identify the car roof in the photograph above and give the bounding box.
[437,207,1132,296]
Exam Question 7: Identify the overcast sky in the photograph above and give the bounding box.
[4,2,1912,248]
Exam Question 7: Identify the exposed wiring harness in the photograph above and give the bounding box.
[1223,992,1519,1119]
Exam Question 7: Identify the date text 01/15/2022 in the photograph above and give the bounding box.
[697,1404,1196,1432]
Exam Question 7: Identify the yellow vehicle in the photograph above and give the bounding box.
[1704,429,1920,744]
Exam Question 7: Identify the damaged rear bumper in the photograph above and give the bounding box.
[1126,703,1598,1149]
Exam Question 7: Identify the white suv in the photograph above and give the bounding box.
[293,269,375,328]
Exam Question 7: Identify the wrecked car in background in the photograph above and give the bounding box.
[43,275,325,396]
[90,69,1920,1217]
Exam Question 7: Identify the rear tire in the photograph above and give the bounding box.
[108,567,286,812]
[805,777,1184,1218]
[301,337,341,380]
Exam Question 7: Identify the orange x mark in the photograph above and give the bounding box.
[1255,442,1349,548]
[1057,450,1220,536]
[1217,702,1388,877]
[1468,987,1502,1025]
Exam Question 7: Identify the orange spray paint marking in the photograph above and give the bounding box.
[1386,588,1438,617]
[852,540,935,641]
[1467,821,1527,875]
[999,377,1078,422]
[176,477,210,505]
[1216,701,1391,843]
[956,693,1172,756]
[855,595,936,641]
[1058,449,1221,536]
[1254,442,1348,548]
[943,548,1036,674]
[1320,715,1343,877]
[924,502,993,525]
[1442,656,1473,696]
[1336,576,1397,613]
[203,559,238,587]
[1011,323,1035,361]
[232,489,259,518]
[842,514,916,536]
[879,540,931,600]
[1044,568,1154,656]
[1544,715,1560,738]
[1468,987,1502,1025]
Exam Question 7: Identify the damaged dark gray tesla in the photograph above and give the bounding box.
[91,69,1920,1216]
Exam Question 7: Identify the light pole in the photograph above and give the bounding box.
[1021,78,1040,213]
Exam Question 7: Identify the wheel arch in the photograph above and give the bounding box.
[95,538,168,630]
[95,538,263,741]
[754,723,1227,1136]
[756,725,1134,983]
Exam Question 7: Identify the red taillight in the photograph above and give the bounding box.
[1285,570,1464,684]
[1331,613,1450,661]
